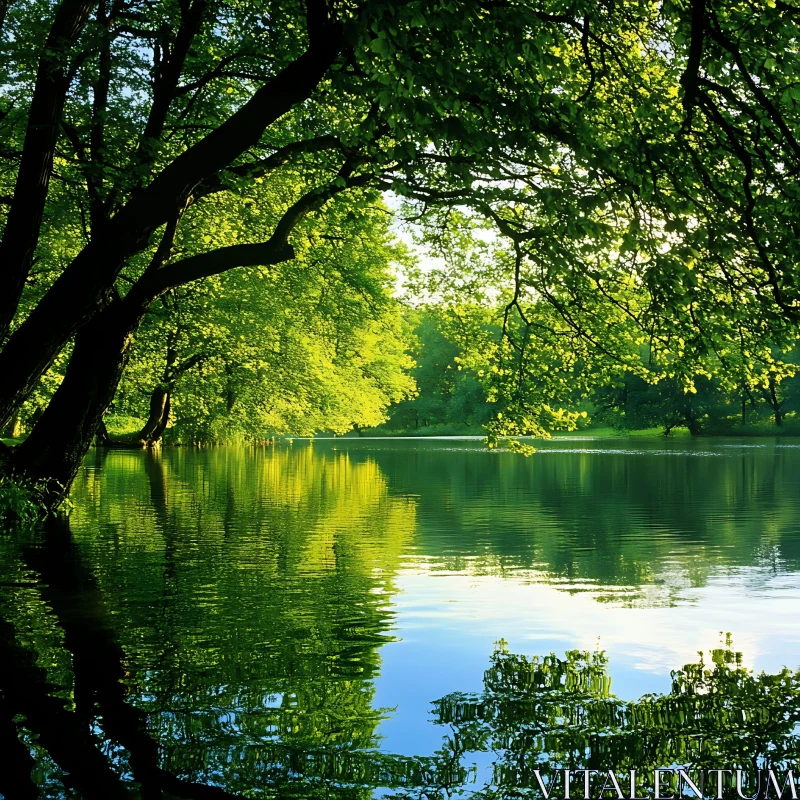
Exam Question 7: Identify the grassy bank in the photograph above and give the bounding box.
[353,423,800,438]
[6,422,799,450]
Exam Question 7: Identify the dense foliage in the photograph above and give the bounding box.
[3,0,800,494]
[108,201,415,443]
[371,310,800,437]
[380,311,493,434]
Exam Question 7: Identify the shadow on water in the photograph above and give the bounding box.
[1,442,799,798]
[2,515,257,800]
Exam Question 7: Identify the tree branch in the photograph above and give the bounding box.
[0,9,345,426]
[706,9,800,161]
[132,166,375,302]
[125,0,209,193]
[0,0,96,342]
[194,134,344,198]
[679,0,706,126]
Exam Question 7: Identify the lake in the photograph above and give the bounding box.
[2,437,800,798]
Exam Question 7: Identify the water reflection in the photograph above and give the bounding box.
[0,439,798,798]
[386,640,800,800]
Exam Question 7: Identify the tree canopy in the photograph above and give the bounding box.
[2,0,800,495]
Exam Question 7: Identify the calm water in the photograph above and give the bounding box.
[2,437,800,798]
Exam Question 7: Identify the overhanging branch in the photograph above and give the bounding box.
[131,167,378,302]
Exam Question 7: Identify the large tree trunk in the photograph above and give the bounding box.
[0,33,342,430]
[11,300,144,498]
[95,417,112,446]
[138,330,205,445]
[0,0,96,343]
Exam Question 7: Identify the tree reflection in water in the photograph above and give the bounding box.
[1,535,798,800]
[391,642,800,800]
[1,444,799,798]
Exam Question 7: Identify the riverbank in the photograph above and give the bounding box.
[341,423,800,439]
[5,422,800,450]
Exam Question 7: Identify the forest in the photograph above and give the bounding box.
[373,311,800,436]
[2,0,800,506]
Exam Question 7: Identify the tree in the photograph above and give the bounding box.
[384,310,492,432]
[592,372,737,435]
[397,0,800,443]
[110,196,415,445]
[4,0,800,500]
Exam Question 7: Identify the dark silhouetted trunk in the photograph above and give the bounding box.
[95,417,112,446]
[138,333,204,444]
[0,0,95,342]
[225,387,237,413]
[139,386,171,445]
[0,694,38,800]
[11,299,145,498]
[769,376,784,427]
[0,31,342,429]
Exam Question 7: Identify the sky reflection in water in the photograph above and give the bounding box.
[1,437,799,797]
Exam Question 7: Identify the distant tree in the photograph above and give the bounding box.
[593,373,738,436]
[111,199,414,444]
[385,311,492,432]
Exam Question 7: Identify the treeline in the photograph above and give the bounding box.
[6,304,797,446]
[378,313,493,435]
[592,371,799,435]
[372,312,800,437]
